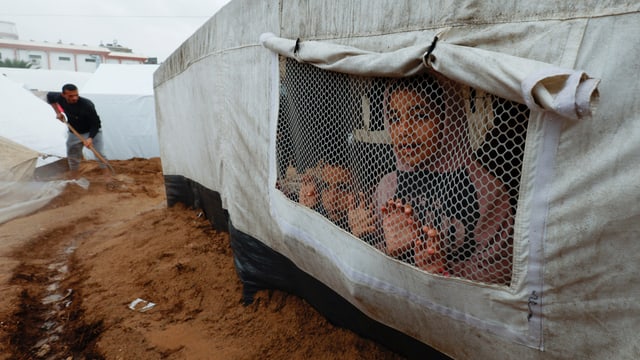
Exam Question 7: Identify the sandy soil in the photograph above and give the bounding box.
[0,158,403,359]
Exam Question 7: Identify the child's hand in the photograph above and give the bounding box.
[347,192,376,238]
[381,199,419,258]
[299,174,319,208]
[415,226,448,275]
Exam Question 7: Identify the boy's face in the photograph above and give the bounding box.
[62,89,80,104]
[386,87,441,168]
[320,164,353,223]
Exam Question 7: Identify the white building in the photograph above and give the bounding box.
[0,21,148,72]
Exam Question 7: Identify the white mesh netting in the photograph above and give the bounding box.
[275,58,528,286]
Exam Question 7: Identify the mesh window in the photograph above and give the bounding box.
[275,58,528,286]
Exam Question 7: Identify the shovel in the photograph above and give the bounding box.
[55,103,115,175]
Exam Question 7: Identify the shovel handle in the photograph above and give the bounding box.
[55,103,115,174]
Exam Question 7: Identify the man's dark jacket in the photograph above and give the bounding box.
[47,92,101,138]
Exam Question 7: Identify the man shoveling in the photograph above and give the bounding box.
[47,83,113,179]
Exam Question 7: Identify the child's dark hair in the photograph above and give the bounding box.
[385,74,447,114]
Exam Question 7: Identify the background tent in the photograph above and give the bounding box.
[0,75,82,225]
[0,68,91,93]
[0,74,66,166]
[82,64,160,160]
[153,1,640,359]
[0,136,39,181]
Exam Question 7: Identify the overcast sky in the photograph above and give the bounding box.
[0,0,232,62]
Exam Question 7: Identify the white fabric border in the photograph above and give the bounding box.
[522,115,564,350]
[261,31,600,349]
[265,43,543,348]
[261,33,599,122]
[260,32,431,78]
[271,191,543,347]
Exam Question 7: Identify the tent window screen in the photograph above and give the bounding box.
[276,58,528,286]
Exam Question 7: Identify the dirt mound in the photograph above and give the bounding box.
[0,158,402,359]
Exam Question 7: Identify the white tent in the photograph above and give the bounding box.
[3,64,163,161]
[0,74,67,165]
[0,68,91,92]
[154,1,640,359]
[0,64,160,224]
[82,64,160,160]
[0,75,80,225]
[1,65,160,160]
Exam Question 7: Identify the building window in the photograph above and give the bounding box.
[85,58,96,63]
[28,54,42,64]
[58,56,71,61]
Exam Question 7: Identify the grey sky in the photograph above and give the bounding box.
[0,0,231,62]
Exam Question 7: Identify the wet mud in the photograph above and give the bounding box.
[0,158,404,360]
[6,228,104,359]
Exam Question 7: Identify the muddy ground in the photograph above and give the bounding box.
[0,158,403,359]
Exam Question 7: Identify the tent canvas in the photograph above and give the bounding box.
[0,135,39,182]
[81,64,160,160]
[154,1,640,359]
[0,75,85,225]
[0,74,67,166]
[1,65,160,161]
[0,64,160,225]
[0,68,91,93]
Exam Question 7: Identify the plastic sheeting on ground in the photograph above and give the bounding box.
[0,179,88,225]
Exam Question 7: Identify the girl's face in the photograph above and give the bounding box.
[320,164,353,223]
[386,87,442,169]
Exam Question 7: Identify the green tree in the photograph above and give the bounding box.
[0,59,32,68]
